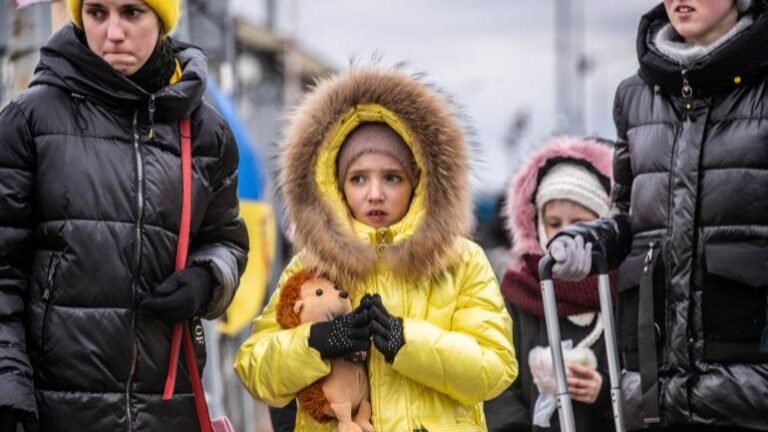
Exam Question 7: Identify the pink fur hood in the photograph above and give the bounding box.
[503,136,614,264]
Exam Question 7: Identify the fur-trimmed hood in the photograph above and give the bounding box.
[503,136,613,264]
[280,67,471,284]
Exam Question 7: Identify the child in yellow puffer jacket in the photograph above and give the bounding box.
[235,66,517,432]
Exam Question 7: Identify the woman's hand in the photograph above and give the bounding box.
[139,266,212,322]
[566,363,602,404]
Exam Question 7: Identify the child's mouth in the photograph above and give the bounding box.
[367,210,387,221]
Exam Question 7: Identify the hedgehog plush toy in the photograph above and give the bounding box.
[276,268,373,432]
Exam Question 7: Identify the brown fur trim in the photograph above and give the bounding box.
[297,379,333,424]
[275,268,317,329]
[281,67,470,284]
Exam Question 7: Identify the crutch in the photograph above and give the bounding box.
[539,252,626,432]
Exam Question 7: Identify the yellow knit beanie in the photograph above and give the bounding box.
[68,0,180,36]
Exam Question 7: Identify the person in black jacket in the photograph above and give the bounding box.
[0,1,248,431]
[547,1,768,431]
[484,136,616,432]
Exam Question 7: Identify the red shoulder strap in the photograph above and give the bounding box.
[162,118,214,432]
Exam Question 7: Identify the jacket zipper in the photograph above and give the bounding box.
[41,253,61,346]
[126,110,143,432]
[680,68,695,119]
[373,228,390,431]
[680,68,693,99]
[373,228,416,429]
[147,94,156,140]
[666,113,683,230]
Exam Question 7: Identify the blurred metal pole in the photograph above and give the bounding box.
[554,0,586,134]
[203,319,225,419]
[555,0,573,133]
[9,3,50,98]
[50,0,67,32]
[265,0,276,32]
[572,0,585,134]
[1,1,9,106]
[283,0,301,109]
[177,0,190,41]
[222,0,237,96]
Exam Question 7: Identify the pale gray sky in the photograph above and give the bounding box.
[233,0,657,193]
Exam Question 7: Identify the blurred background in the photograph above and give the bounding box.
[1,1,653,430]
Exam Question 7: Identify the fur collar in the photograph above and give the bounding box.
[652,15,754,67]
[280,67,470,285]
[637,2,768,97]
[503,137,613,267]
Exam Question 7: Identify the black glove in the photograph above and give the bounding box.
[0,410,38,432]
[0,410,17,432]
[308,307,371,359]
[139,266,213,323]
[365,294,405,363]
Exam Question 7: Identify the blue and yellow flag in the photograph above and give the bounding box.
[207,80,276,336]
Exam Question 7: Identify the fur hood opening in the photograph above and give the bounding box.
[503,136,614,267]
[280,67,471,285]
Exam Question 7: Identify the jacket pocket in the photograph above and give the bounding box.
[616,239,666,370]
[702,241,768,362]
[40,252,62,349]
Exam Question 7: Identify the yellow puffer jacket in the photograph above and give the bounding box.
[235,68,517,431]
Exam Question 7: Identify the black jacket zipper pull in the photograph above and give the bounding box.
[148,94,156,140]
[680,68,695,117]
[681,69,693,99]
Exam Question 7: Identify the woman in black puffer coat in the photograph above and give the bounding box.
[0,1,248,431]
[548,0,768,431]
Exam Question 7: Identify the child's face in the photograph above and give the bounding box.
[542,199,598,241]
[663,0,738,46]
[342,153,414,229]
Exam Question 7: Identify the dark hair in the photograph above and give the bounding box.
[155,32,168,51]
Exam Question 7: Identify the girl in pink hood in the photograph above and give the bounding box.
[484,136,616,431]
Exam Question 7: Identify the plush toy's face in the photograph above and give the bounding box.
[294,277,353,323]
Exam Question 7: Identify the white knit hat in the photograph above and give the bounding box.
[535,162,610,250]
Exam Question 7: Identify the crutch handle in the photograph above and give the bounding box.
[539,244,608,279]
[538,254,556,281]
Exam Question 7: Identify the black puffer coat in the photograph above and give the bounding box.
[564,3,768,430]
[0,25,248,431]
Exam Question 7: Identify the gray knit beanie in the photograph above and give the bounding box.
[336,122,419,187]
[535,162,610,250]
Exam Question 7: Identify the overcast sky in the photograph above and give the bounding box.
[233,0,657,193]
